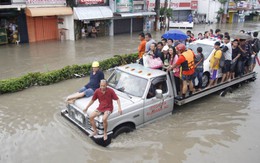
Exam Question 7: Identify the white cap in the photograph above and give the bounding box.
[161,45,169,52]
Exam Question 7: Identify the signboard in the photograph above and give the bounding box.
[116,0,133,12]
[78,0,106,5]
[190,0,197,10]
[26,0,66,5]
[170,2,179,8]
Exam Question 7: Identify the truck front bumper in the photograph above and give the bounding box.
[61,109,113,147]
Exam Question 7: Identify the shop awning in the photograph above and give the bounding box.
[118,12,156,18]
[26,7,73,17]
[73,7,113,20]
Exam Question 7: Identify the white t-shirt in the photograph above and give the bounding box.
[223,42,232,61]
[145,39,155,52]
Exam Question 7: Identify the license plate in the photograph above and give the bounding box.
[75,113,83,124]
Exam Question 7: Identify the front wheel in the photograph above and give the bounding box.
[202,72,210,88]
[113,125,134,139]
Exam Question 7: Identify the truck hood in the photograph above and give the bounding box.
[73,91,142,116]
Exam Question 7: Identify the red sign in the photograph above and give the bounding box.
[179,2,190,8]
[191,0,198,10]
[78,0,105,5]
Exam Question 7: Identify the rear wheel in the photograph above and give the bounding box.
[202,72,210,88]
[113,124,135,139]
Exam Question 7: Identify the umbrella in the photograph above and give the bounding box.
[231,33,252,40]
[162,29,188,40]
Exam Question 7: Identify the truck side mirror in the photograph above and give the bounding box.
[155,89,163,99]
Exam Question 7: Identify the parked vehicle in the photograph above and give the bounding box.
[61,63,256,146]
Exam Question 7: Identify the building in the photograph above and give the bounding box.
[72,0,113,40]
[0,0,73,44]
[0,0,27,44]
[72,0,156,40]
[197,0,221,23]
[111,0,156,35]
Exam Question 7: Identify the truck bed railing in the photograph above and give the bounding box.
[173,72,257,106]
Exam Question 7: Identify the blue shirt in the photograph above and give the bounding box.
[85,70,104,91]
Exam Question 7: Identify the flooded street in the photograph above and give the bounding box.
[1,22,260,79]
[1,22,260,163]
[0,67,260,163]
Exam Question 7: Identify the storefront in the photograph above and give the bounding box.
[0,3,28,44]
[73,6,113,40]
[170,0,198,22]
[25,0,73,42]
[112,0,156,35]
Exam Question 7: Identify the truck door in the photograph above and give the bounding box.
[144,76,174,122]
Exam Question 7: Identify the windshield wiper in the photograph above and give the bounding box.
[117,87,133,100]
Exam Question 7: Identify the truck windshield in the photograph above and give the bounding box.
[108,69,148,97]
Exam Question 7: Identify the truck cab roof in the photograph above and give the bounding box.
[117,63,167,79]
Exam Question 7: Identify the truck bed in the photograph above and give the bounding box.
[174,72,257,106]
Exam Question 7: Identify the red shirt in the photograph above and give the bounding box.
[176,55,195,75]
[92,87,119,112]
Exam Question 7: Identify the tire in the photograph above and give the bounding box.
[113,125,134,139]
[202,72,210,88]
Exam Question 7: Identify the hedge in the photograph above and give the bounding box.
[0,53,138,94]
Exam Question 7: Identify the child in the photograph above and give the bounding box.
[193,47,204,90]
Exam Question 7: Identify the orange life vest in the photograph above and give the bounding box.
[181,49,195,71]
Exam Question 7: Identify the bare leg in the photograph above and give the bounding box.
[189,80,194,93]
[182,80,188,97]
[252,63,256,71]
[103,111,110,140]
[226,72,230,81]
[221,73,226,83]
[207,79,214,88]
[66,92,85,102]
[213,79,218,86]
[67,99,76,104]
[89,111,100,137]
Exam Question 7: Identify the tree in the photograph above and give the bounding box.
[160,7,173,31]
[165,8,173,31]
[218,0,228,23]
[154,0,160,31]
[163,0,168,30]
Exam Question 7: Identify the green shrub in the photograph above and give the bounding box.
[0,53,138,94]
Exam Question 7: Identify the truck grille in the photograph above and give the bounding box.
[68,104,89,129]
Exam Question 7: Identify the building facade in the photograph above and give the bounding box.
[0,0,73,44]
[71,0,156,40]
[0,0,28,44]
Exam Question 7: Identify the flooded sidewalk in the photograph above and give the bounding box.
[0,22,259,80]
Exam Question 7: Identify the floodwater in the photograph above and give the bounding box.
[1,22,260,162]
[1,22,260,79]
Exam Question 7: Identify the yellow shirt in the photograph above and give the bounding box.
[210,49,222,70]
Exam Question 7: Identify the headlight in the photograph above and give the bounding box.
[75,113,83,124]
[95,121,104,129]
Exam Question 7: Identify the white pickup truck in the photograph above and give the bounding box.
[61,63,256,146]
